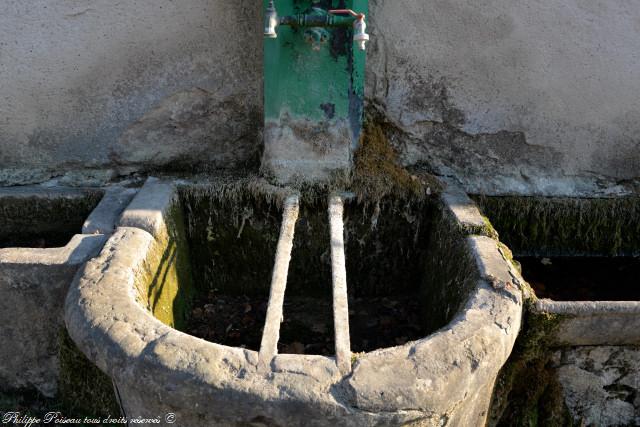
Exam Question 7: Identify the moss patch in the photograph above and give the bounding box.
[58,329,121,419]
[352,121,439,202]
[488,299,572,426]
[473,195,640,256]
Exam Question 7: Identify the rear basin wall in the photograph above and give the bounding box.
[133,183,480,352]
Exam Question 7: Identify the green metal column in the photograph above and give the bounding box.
[262,0,368,183]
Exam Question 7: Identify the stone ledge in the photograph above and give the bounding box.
[0,234,106,265]
[118,177,176,241]
[534,299,640,345]
[83,186,138,235]
[441,178,489,236]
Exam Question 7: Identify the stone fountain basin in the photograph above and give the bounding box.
[65,177,522,426]
[0,186,137,397]
[475,195,640,346]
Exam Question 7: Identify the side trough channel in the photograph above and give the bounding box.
[0,186,136,398]
[475,195,640,425]
[474,195,640,346]
[65,177,523,426]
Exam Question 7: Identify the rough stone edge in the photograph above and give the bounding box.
[0,186,101,199]
[82,186,138,235]
[345,235,523,417]
[534,299,640,345]
[441,177,498,238]
[0,234,107,265]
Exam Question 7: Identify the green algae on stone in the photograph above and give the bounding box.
[134,201,194,330]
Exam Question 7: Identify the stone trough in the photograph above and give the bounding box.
[65,177,523,426]
[476,195,640,425]
[474,195,640,346]
[0,186,137,397]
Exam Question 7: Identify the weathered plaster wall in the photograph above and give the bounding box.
[0,0,262,184]
[367,0,640,195]
[1,0,639,194]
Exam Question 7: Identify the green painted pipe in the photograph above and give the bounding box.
[280,7,356,29]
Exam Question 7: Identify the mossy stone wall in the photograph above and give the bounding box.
[179,183,437,298]
[0,190,103,248]
[473,195,640,256]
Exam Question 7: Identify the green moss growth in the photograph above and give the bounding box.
[179,181,438,299]
[350,352,365,365]
[488,301,572,427]
[473,195,640,256]
[180,185,282,297]
[454,212,501,239]
[352,121,432,202]
[57,328,121,419]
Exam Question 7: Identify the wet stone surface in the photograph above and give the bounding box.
[518,256,640,301]
[185,290,425,355]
